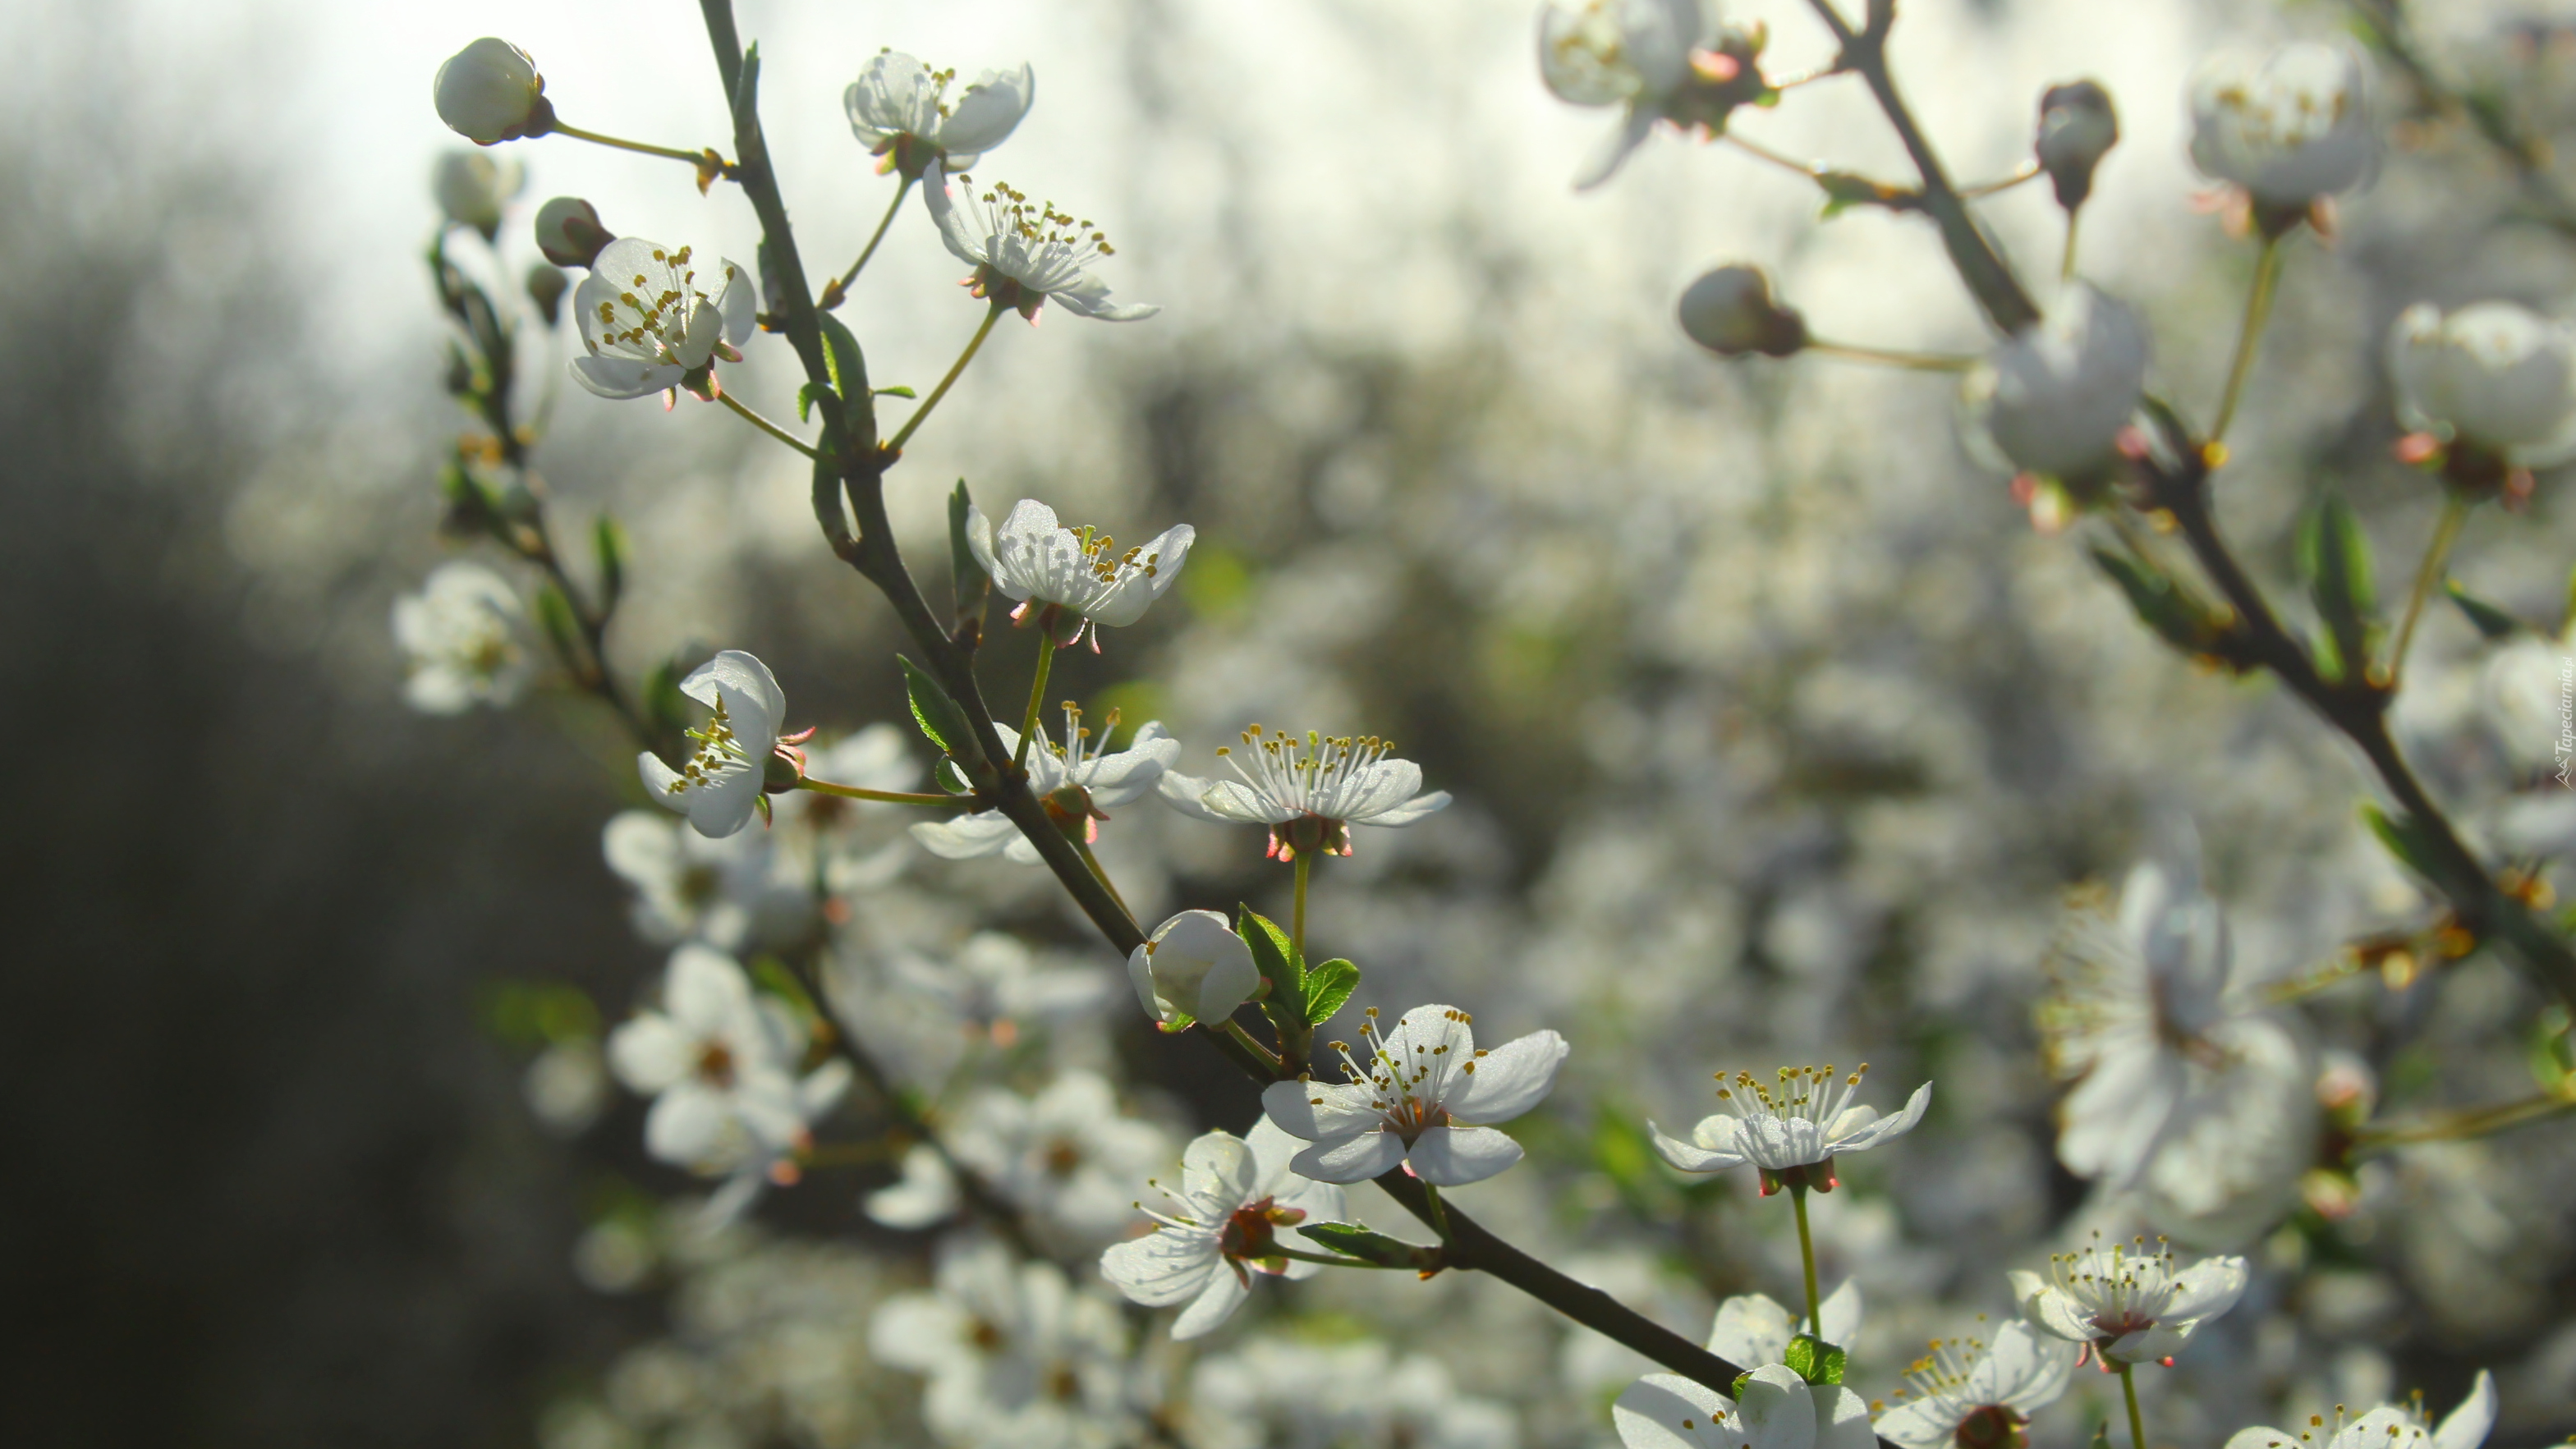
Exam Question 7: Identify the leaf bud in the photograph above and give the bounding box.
[2035,80,2118,211]
[432,150,519,242]
[534,196,613,268]
[434,37,553,145]
[1676,264,1807,358]
[525,264,569,328]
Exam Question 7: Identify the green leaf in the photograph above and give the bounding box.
[1784,1333,1846,1386]
[899,655,975,759]
[949,479,991,629]
[747,955,818,1020]
[2446,580,2529,640]
[593,514,628,613]
[934,758,972,795]
[2296,495,2376,683]
[1238,907,1304,1035]
[533,582,581,669]
[1303,958,1359,1026]
[2362,801,2445,886]
[875,385,917,398]
[795,382,823,424]
[1301,1222,1432,1268]
[2092,546,2234,663]
[815,311,877,449]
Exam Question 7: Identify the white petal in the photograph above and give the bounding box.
[1179,1130,1264,1208]
[1817,1278,1862,1349]
[1292,1128,1407,1183]
[2059,1042,2183,1185]
[1576,106,1656,190]
[1406,1124,1524,1185]
[716,258,756,346]
[572,354,682,400]
[1811,1385,1876,1449]
[937,63,1035,157]
[921,164,988,268]
[1707,1293,1795,1368]
[1099,1227,1221,1306]
[2225,1428,2301,1449]
[910,809,1022,859]
[1261,1078,1384,1141]
[1170,1266,1251,1340]
[1447,1029,1568,1123]
[1738,1364,1818,1449]
[606,1015,693,1093]
[1830,1081,1931,1153]
[1874,1401,1959,1449]
[2021,1284,2097,1343]
[643,1083,733,1166]
[1651,1116,1745,1173]
[1614,1373,1732,1449]
[1989,1321,2079,1412]
[686,650,787,738]
[2160,1254,2248,1323]
[2432,1371,2496,1449]
[665,944,752,1036]
[637,751,687,811]
[1049,272,1159,322]
[863,1144,959,1229]
[1357,789,1452,828]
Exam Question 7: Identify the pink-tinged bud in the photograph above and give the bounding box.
[2035,80,2118,210]
[1677,264,1807,358]
[434,37,553,145]
[524,264,568,327]
[534,195,614,268]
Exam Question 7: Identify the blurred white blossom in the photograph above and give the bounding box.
[1709,1282,1861,1363]
[1614,1362,1875,1449]
[948,1071,1170,1242]
[2188,40,2378,210]
[393,561,532,713]
[433,149,521,241]
[870,1236,1137,1449]
[1189,1337,1518,1449]
[607,945,850,1188]
[1963,283,2148,482]
[2389,302,2576,465]
[2224,1372,2494,1449]
[1537,0,1712,188]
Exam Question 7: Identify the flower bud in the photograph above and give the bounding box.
[432,150,518,241]
[526,264,569,327]
[1676,264,1807,357]
[434,37,553,145]
[1127,910,1260,1031]
[2035,80,2118,211]
[534,195,614,268]
[2388,300,2576,465]
[2188,41,2378,216]
[1963,282,2148,481]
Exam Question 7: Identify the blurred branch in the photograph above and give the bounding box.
[2346,0,2576,239]
[1802,0,2040,332]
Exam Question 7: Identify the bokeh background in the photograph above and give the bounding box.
[8,0,2576,1446]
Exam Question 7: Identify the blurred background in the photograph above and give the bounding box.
[7,0,2576,1446]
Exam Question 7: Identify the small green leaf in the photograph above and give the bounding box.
[1784,1333,1846,1386]
[899,655,975,760]
[1301,1222,1433,1268]
[934,757,972,795]
[747,956,817,1019]
[2092,547,2237,663]
[2297,495,2376,683]
[875,385,918,398]
[2361,801,2445,885]
[593,513,628,612]
[533,582,581,668]
[1238,907,1303,1035]
[1303,958,1359,1026]
[949,479,990,630]
[795,382,822,424]
[2445,580,2528,640]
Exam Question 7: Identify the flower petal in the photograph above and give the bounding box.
[1575,106,1655,190]
[2433,1371,2496,1449]
[1100,1227,1221,1307]
[1406,1124,1524,1185]
[2160,1254,2248,1323]
[572,354,682,400]
[1706,1292,1795,1368]
[1874,1401,1958,1449]
[1049,272,1159,322]
[607,1014,693,1093]
[1738,1364,1818,1449]
[1651,1116,1745,1173]
[1817,1278,1862,1349]
[1357,789,1452,828]
[1811,1385,1876,1449]
[1614,1373,1731,1449]
[643,1082,734,1166]
[1291,1128,1407,1183]
[910,809,1023,860]
[1830,1081,1931,1153]
[921,165,989,268]
[1261,1078,1384,1141]
[1170,1264,1251,1340]
[2020,1284,2097,1343]
[1447,1029,1568,1124]
[937,63,1035,156]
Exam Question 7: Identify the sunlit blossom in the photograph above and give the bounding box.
[570,237,755,401]
[1261,1004,1568,1185]
[1099,1118,1347,1339]
[1160,725,1451,859]
[846,52,1035,178]
[925,167,1158,322]
[2010,1234,2247,1365]
[1650,1063,1931,1193]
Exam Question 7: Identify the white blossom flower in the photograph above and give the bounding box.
[1538,0,1715,189]
[606,945,851,1177]
[2389,302,2576,465]
[639,651,787,840]
[1709,1282,1862,1364]
[769,724,921,896]
[1190,1338,1518,1449]
[601,809,809,951]
[870,1236,1136,1449]
[924,167,1159,323]
[571,238,755,401]
[2188,41,2379,210]
[1159,726,1453,860]
[2225,1373,2496,1449]
[1962,283,2148,482]
[1099,1117,1348,1339]
[1127,909,1261,1031]
[948,1070,1172,1243]
[865,1143,962,1230]
[912,707,1179,862]
[393,561,532,713]
[1650,1063,1931,1193]
[2482,628,2574,775]
[1260,1004,1568,1185]
[524,1038,608,1136]
[434,37,549,145]
[2009,1235,2248,1365]
[1874,1321,2078,1449]
[1614,1362,1876,1449]
[881,933,1119,1046]
[967,499,1194,647]
[845,52,1035,177]
[433,149,521,241]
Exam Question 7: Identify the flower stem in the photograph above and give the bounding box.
[2387,493,2472,686]
[1958,162,2042,199]
[1217,1016,1282,1074]
[1789,1182,1822,1334]
[883,301,1005,454]
[797,777,963,806]
[2119,1360,2148,1449]
[1074,838,1132,918]
[830,177,915,301]
[1012,633,1055,777]
[714,391,818,457]
[1293,853,1311,968]
[1724,131,1826,179]
[2062,208,2083,281]
[1807,339,1978,373]
[549,120,721,169]
[1421,1181,1454,1241]
[2353,1088,2576,1151]
[2211,237,2284,444]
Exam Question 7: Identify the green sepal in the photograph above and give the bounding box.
[875,385,918,398]
[2445,580,2528,640]
[1732,1373,1754,1399]
[934,758,973,795]
[2092,546,2238,664]
[2296,495,2376,683]
[1301,1222,1435,1269]
[899,655,975,761]
[592,514,628,613]
[795,383,823,424]
[1784,1333,1846,1386]
[533,582,581,669]
[1237,906,1303,1034]
[1303,958,1359,1027]
[815,311,877,451]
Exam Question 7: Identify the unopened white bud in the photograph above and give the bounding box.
[1127,910,1259,1030]
[2036,80,2118,211]
[2389,301,2576,464]
[534,195,614,268]
[1677,264,1807,357]
[2188,41,2377,212]
[434,37,551,145]
[526,264,569,327]
[1964,283,2148,481]
[432,150,519,241]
